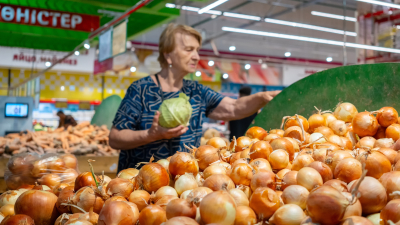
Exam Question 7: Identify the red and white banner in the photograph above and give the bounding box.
[0,4,100,32]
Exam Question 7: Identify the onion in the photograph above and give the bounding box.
[204,128,220,139]
[155,195,179,211]
[5,175,23,190]
[249,141,273,160]
[72,186,105,214]
[203,164,227,179]
[379,171,400,201]
[56,186,74,214]
[249,187,279,220]
[166,198,196,219]
[59,169,78,186]
[374,125,386,140]
[156,159,170,172]
[341,216,374,225]
[129,190,151,212]
[229,152,241,166]
[334,158,362,183]
[228,188,249,207]
[284,126,305,142]
[37,174,60,190]
[268,149,289,170]
[296,167,323,191]
[74,172,98,192]
[32,184,51,192]
[163,216,198,225]
[380,199,400,224]
[386,124,400,141]
[0,190,24,207]
[270,129,284,137]
[356,136,376,149]
[0,204,14,217]
[270,138,295,161]
[14,190,59,225]
[378,147,398,165]
[334,102,358,122]
[281,185,309,209]
[350,176,387,214]
[306,186,349,224]
[306,161,332,183]
[269,204,306,225]
[325,135,342,147]
[325,150,353,173]
[47,158,66,172]
[374,138,395,149]
[231,136,253,153]
[207,137,227,149]
[357,151,391,179]
[175,173,198,196]
[104,196,127,206]
[341,192,362,219]
[285,138,300,153]
[264,134,281,142]
[323,179,348,192]
[187,187,213,206]
[246,126,267,140]
[328,120,348,136]
[200,189,236,224]
[180,190,192,199]
[308,114,326,133]
[117,168,139,180]
[66,219,93,225]
[275,169,290,180]
[194,145,220,170]
[0,214,35,225]
[240,148,251,159]
[314,126,335,138]
[284,115,309,132]
[169,152,199,177]
[250,171,276,192]
[341,137,353,150]
[152,186,177,203]
[396,152,400,165]
[281,171,298,191]
[98,201,139,225]
[292,154,314,171]
[230,162,253,186]
[352,112,379,137]
[30,160,47,178]
[136,163,170,193]
[138,205,167,225]
[105,178,133,198]
[377,107,398,127]
[366,213,380,225]
[203,174,235,191]
[234,206,257,225]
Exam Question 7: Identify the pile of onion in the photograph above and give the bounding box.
[136,163,169,193]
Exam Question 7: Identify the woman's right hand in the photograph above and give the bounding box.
[148,111,189,140]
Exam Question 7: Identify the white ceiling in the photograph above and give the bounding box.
[135,0,363,65]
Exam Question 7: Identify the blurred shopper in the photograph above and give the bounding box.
[57,110,77,129]
[229,86,258,140]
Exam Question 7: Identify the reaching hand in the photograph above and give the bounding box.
[264,90,281,102]
[148,111,189,140]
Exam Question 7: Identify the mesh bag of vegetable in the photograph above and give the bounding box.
[158,93,193,128]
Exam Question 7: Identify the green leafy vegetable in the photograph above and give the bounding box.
[158,93,193,128]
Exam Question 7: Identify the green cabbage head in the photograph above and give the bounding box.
[158,93,193,128]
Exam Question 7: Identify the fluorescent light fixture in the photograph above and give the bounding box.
[285,52,291,57]
[222,73,229,79]
[311,11,357,22]
[245,64,251,70]
[221,26,400,54]
[180,5,222,15]
[326,57,333,62]
[265,18,356,36]
[84,43,90,49]
[165,3,176,8]
[356,0,400,9]
[223,12,261,21]
[61,86,65,91]
[211,15,218,19]
[196,71,202,77]
[229,46,236,51]
[208,60,215,66]
[261,63,268,69]
[198,0,229,14]
[74,51,80,56]
[45,62,51,67]
[130,67,137,72]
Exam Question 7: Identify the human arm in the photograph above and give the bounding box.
[208,91,280,121]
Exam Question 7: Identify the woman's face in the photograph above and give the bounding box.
[165,32,200,74]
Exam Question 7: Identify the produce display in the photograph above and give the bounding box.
[1,102,400,225]
[0,122,119,157]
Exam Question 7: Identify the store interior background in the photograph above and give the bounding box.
[0,0,397,137]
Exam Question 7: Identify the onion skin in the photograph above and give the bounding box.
[341,216,374,225]
[30,160,47,178]
[56,186,75,214]
[249,141,273,160]
[377,107,399,127]
[61,154,78,169]
[269,204,306,225]
[263,134,281,142]
[314,126,335,138]
[386,124,400,141]
[230,163,253,186]
[357,151,391,179]
[169,152,199,177]
[129,190,151,212]
[162,217,199,225]
[246,126,267,140]
[374,138,395,148]
[283,126,304,142]
[14,190,59,225]
[329,120,348,136]
[195,145,220,170]
[326,150,353,174]
[38,174,61,190]
[270,138,295,161]
[74,172,98,192]
[284,115,309,132]
[379,171,400,201]
[207,137,228,149]
[53,183,70,197]
[366,213,380,225]
[306,186,349,225]
[72,187,104,214]
[200,190,237,225]
[249,187,279,220]
[136,163,170,193]
[228,188,249,207]
[0,190,24,207]
[104,196,127,206]
[203,174,235,191]
[155,195,179,211]
[380,199,400,225]
[297,167,323,191]
[138,205,167,225]
[292,154,314,171]
[281,171,297,191]
[0,205,14,217]
[334,103,358,123]
[250,159,272,173]
[203,165,227,179]
[270,129,284,137]
[117,168,139,180]
[98,201,139,225]
[250,171,276,192]
[352,112,379,137]
[187,187,213,206]
[323,180,348,192]
[268,149,289,170]
[377,147,398,165]
[106,178,134,199]
[350,176,387,215]
[341,192,362,219]
[308,114,326,133]
[232,136,252,152]
[166,198,196,219]
[174,174,198,196]
[281,185,309,210]
[334,158,362,183]
[154,186,178,202]
[307,161,333,183]
[0,214,35,225]
[234,206,257,225]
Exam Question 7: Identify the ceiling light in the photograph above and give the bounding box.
[258,59,263,63]
[165,3,176,8]
[222,73,229,79]
[61,86,65,91]
[180,5,222,15]
[261,63,268,69]
[221,27,400,54]
[84,43,90,49]
[211,15,217,19]
[229,46,236,51]
[311,11,357,22]
[244,64,251,70]
[326,57,333,62]
[130,67,137,72]
[285,52,291,57]
[196,71,202,77]
[74,51,80,56]
[223,12,261,21]
[198,0,229,14]
[208,60,215,66]
[45,62,51,67]
[356,0,400,9]
[264,18,356,36]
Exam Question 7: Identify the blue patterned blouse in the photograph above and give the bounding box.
[113,76,225,172]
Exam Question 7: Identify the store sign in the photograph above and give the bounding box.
[0,4,99,32]
[282,65,327,86]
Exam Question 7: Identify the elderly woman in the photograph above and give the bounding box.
[109,24,280,172]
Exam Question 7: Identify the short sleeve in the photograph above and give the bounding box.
[200,84,225,116]
[113,83,143,130]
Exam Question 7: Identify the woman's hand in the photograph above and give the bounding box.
[148,111,189,140]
